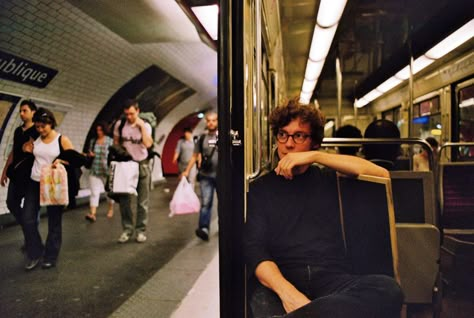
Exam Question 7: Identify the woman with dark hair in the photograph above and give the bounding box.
[84,122,114,222]
[362,119,402,170]
[22,107,74,270]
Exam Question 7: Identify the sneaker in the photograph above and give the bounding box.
[41,260,56,269]
[117,232,131,243]
[195,228,209,241]
[24,258,40,271]
[136,232,147,243]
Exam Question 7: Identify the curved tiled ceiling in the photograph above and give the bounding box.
[67,0,201,43]
[84,65,195,149]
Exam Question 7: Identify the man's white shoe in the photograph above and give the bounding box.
[117,232,131,243]
[136,232,147,243]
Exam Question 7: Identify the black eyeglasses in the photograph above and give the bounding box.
[276,131,310,144]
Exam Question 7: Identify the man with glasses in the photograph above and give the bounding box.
[244,98,403,317]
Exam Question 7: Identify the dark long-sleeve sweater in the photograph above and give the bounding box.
[244,165,350,276]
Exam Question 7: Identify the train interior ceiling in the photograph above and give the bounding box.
[0,0,473,317]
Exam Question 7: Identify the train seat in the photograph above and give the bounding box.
[438,161,474,291]
[390,171,438,225]
[389,171,442,315]
[337,175,399,280]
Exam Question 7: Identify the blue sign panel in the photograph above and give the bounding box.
[0,50,58,88]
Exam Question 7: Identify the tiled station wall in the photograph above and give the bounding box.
[0,0,217,214]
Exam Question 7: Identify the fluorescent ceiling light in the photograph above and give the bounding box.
[376,76,403,93]
[412,55,435,73]
[355,98,369,108]
[300,92,312,104]
[302,79,317,93]
[300,0,347,103]
[304,59,325,81]
[191,4,219,40]
[363,89,383,101]
[426,19,474,59]
[358,19,474,108]
[317,0,348,27]
[309,25,338,62]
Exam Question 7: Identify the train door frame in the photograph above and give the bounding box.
[451,77,474,160]
[218,0,246,317]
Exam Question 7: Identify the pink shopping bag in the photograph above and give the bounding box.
[169,177,200,217]
[40,163,69,206]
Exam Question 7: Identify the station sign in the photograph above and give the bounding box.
[0,50,58,88]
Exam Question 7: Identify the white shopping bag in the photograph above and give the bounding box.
[169,177,200,217]
[108,161,139,196]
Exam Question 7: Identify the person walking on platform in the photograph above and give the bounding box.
[182,111,218,241]
[244,98,403,317]
[84,122,115,222]
[172,127,197,188]
[113,99,153,244]
[1,100,39,252]
[22,108,75,270]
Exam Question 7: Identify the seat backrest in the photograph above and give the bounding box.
[337,175,399,283]
[439,162,474,230]
[390,171,437,225]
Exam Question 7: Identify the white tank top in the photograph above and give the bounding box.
[31,133,61,182]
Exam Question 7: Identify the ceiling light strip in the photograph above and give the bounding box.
[299,0,348,104]
[355,19,474,108]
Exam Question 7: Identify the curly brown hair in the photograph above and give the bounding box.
[269,98,325,147]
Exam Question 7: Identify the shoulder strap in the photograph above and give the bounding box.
[199,134,206,153]
[200,133,217,158]
[58,134,64,154]
[118,119,126,143]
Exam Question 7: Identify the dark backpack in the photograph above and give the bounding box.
[117,115,161,161]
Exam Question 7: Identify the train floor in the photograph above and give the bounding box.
[0,177,219,318]
[0,177,472,318]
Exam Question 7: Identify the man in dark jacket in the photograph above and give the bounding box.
[1,100,39,251]
[244,99,403,317]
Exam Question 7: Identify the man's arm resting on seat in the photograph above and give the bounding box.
[255,260,311,313]
[276,151,389,179]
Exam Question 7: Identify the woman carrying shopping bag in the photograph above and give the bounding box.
[22,108,75,271]
[84,122,114,222]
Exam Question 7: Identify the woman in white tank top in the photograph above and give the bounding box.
[21,107,74,271]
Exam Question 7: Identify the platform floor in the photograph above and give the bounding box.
[0,177,219,318]
[0,177,473,317]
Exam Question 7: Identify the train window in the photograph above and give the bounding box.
[458,83,474,158]
[382,106,401,125]
[411,96,441,141]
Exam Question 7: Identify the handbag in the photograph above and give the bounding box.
[39,163,69,206]
[106,161,139,197]
[169,177,200,217]
[83,138,96,169]
[6,156,34,182]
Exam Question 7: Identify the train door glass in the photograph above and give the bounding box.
[411,96,442,143]
[457,83,474,158]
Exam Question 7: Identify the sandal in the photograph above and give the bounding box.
[106,210,114,218]
[85,213,96,222]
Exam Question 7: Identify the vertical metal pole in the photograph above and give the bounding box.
[336,57,342,129]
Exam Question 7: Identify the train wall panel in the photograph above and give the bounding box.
[0,0,217,215]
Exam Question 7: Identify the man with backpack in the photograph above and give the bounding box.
[113,99,153,243]
[181,111,218,241]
